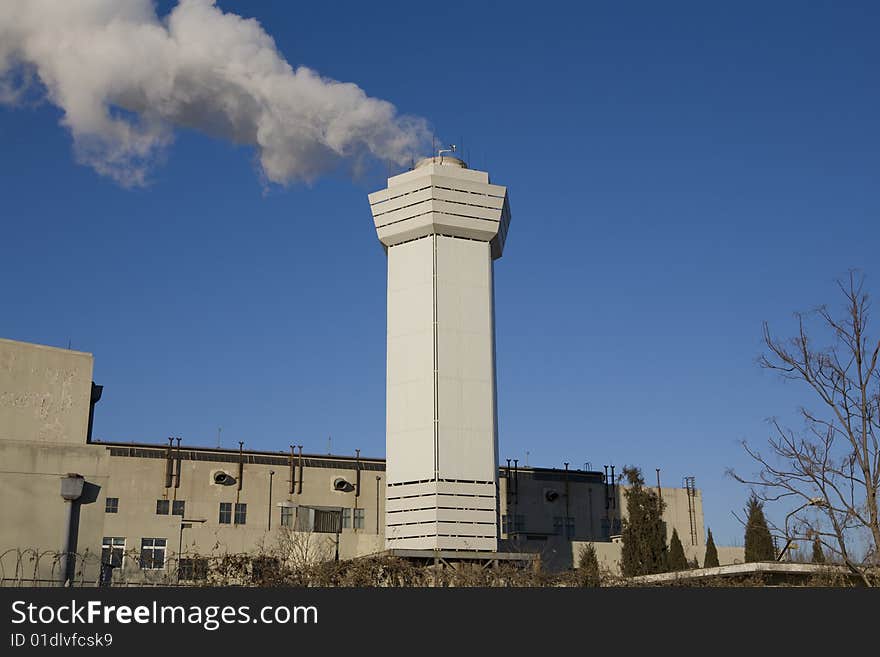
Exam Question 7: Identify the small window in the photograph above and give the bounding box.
[342,508,351,529]
[105,498,119,514]
[172,500,185,516]
[178,557,208,581]
[353,508,365,530]
[156,499,170,515]
[234,503,247,525]
[280,506,294,527]
[219,502,232,524]
[140,538,166,570]
[101,537,125,567]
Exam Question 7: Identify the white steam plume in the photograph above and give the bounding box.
[0,0,429,186]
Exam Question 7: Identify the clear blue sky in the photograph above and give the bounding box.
[1,1,878,547]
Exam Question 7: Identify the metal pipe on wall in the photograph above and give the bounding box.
[164,437,174,488]
[174,437,182,489]
[375,475,381,534]
[237,441,244,492]
[288,445,295,495]
[268,470,275,530]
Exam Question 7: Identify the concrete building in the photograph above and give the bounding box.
[0,337,742,585]
[368,155,511,552]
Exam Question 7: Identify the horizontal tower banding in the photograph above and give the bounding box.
[371,157,510,553]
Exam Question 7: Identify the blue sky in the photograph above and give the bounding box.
[1,0,878,547]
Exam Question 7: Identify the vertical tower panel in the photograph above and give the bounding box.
[386,237,436,485]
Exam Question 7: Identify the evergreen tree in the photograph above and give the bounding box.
[620,466,667,577]
[743,494,776,562]
[576,543,602,586]
[667,528,688,571]
[811,536,826,564]
[703,528,720,568]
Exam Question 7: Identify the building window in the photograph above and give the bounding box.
[156,499,170,515]
[140,538,166,570]
[353,508,365,530]
[280,506,294,527]
[341,508,351,529]
[219,502,232,524]
[234,503,247,525]
[178,557,208,582]
[105,498,119,514]
[101,537,125,567]
[172,500,185,516]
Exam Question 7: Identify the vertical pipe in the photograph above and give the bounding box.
[655,468,662,504]
[297,445,303,494]
[288,445,295,495]
[375,475,381,534]
[164,437,173,488]
[237,441,244,492]
[355,449,361,498]
[610,465,616,510]
[506,459,511,506]
[563,462,570,533]
[513,459,519,500]
[603,465,609,510]
[59,500,75,586]
[174,437,182,490]
[268,471,274,530]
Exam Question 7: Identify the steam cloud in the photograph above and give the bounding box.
[0,0,429,186]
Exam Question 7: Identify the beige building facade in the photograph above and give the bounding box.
[0,337,742,585]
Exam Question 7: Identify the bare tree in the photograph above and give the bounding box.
[275,527,334,571]
[730,272,879,586]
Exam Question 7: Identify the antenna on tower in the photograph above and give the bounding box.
[437,144,456,164]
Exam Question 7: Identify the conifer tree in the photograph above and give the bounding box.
[667,528,688,571]
[743,494,776,562]
[811,536,826,564]
[576,543,602,586]
[703,528,720,568]
[620,466,667,577]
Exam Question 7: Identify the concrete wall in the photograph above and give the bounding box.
[0,338,93,445]
[0,339,106,583]
[571,541,745,576]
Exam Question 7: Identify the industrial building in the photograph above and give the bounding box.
[0,336,741,585]
[1,156,743,585]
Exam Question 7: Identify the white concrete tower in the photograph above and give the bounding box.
[369,155,511,551]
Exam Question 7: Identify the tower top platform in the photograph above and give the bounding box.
[368,158,511,259]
